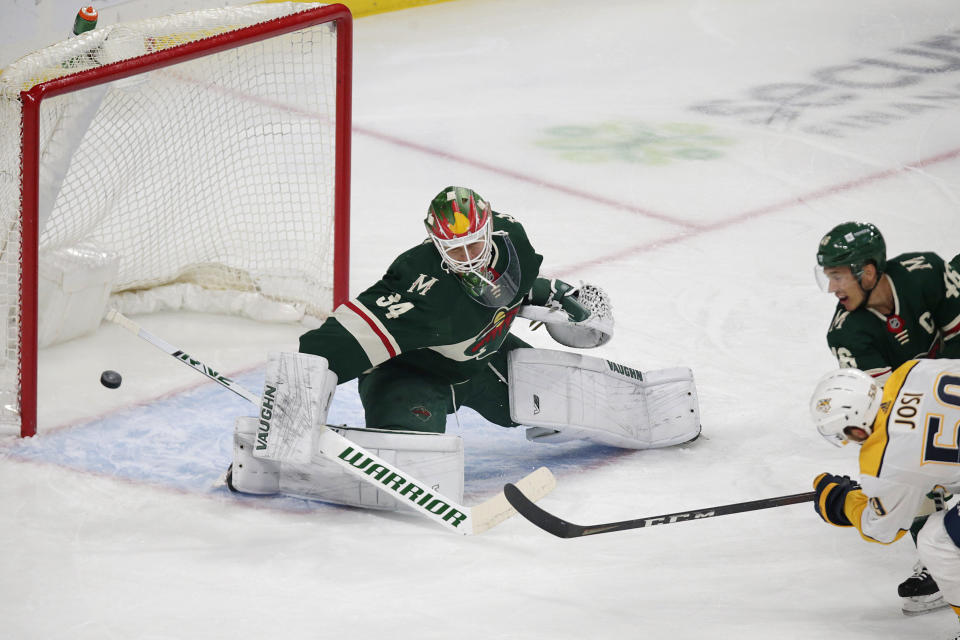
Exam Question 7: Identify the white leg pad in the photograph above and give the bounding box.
[508,348,700,449]
[279,427,464,511]
[252,351,338,463]
[231,416,282,494]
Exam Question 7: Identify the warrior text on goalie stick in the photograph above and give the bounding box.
[105,308,556,535]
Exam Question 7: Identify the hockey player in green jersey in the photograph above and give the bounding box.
[298,185,554,434]
[226,186,700,511]
[809,361,960,636]
[816,221,960,382]
[815,221,960,614]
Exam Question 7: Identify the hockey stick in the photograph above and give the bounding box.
[105,309,260,404]
[105,309,557,534]
[503,483,815,538]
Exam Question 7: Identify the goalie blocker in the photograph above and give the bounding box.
[508,348,700,449]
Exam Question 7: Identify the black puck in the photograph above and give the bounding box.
[100,370,122,389]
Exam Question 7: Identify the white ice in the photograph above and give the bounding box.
[3,0,960,638]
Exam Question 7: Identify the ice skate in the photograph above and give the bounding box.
[898,564,949,616]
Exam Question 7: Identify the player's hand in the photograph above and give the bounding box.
[556,286,590,323]
[813,472,860,527]
[529,278,591,323]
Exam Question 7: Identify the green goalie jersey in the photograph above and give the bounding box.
[827,252,960,381]
[300,212,543,384]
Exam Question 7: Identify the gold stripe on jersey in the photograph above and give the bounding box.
[860,359,922,478]
[843,490,872,541]
[843,489,908,544]
[815,478,849,529]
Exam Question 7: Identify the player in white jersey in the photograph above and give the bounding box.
[810,359,960,629]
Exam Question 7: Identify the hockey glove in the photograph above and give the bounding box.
[813,472,861,527]
[528,278,590,323]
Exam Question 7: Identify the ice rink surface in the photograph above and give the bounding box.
[3,0,960,637]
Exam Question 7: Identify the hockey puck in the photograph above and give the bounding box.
[100,370,122,389]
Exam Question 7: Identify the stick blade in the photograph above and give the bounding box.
[503,481,580,538]
[470,467,556,534]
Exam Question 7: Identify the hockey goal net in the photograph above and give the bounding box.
[0,2,352,437]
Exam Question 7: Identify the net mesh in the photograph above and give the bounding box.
[0,3,345,431]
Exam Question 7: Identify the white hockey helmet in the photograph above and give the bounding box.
[809,367,883,447]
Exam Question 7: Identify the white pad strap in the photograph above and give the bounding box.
[230,416,281,494]
[508,348,700,449]
[252,351,338,463]
[280,426,464,510]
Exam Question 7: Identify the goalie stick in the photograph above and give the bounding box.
[503,483,815,538]
[105,309,557,534]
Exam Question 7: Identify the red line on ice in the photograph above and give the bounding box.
[356,124,960,276]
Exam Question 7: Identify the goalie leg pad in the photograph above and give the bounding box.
[253,351,338,463]
[230,416,282,494]
[279,426,465,511]
[508,348,700,450]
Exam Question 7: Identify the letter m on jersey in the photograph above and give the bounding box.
[408,274,438,296]
[901,256,932,271]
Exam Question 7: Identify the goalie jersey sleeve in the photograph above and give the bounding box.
[299,213,543,383]
[850,359,960,544]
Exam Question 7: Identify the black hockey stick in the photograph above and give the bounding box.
[503,483,816,538]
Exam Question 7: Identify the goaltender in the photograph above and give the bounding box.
[225,186,700,510]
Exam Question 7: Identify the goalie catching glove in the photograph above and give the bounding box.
[519,278,614,348]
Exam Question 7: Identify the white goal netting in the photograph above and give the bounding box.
[0,2,350,435]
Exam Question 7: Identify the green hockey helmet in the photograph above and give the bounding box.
[424,186,493,276]
[816,221,886,278]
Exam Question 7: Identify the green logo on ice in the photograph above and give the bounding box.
[536,121,732,165]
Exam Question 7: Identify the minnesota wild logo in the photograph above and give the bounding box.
[466,306,520,357]
[536,121,732,165]
[410,406,432,422]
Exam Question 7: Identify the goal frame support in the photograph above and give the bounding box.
[17,4,353,437]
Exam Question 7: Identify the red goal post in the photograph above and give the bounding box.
[1,3,352,437]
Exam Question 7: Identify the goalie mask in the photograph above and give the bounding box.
[809,367,882,447]
[425,186,493,276]
[425,186,520,306]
